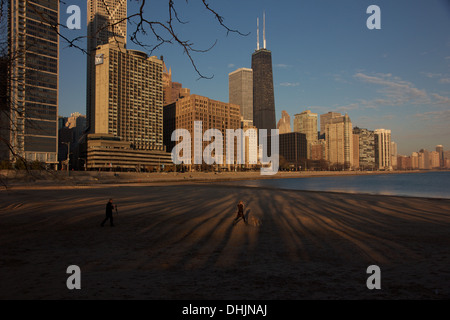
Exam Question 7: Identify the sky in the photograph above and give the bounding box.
[58,0,450,155]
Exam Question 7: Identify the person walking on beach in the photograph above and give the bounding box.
[233,201,246,224]
[101,198,116,227]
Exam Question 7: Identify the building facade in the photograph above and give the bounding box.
[374,129,392,170]
[279,132,307,170]
[324,113,353,169]
[320,112,341,135]
[86,134,172,171]
[4,0,59,167]
[229,68,253,122]
[436,145,444,168]
[162,60,190,106]
[252,49,276,131]
[277,110,291,134]
[353,133,360,169]
[391,141,398,169]
[94,42,164,151]
[163,94,241,169]
[411,152,419,169]
[86,0,127,133]
[293,110,318,159]
[430,151,440,169]
[353,127,376,170]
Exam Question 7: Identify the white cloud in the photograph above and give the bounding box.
[414,110,450,121]
[353,72,429,106]
[275,64,291,68]
[227,63,236,68]
[279,82,300,87]
[431,93,450,106]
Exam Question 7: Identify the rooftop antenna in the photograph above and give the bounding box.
[263,11,266,49]
[257,17,260,50]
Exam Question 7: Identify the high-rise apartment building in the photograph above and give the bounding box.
[353,133,360,169]
[353,127,376,170]
[436,145,444,168]
[374,129,392,170]
[3,0,59,167]
[324,113,353,168]
[163,94,241,169]
[411,152,419,169]
[86,0,127,133]
[94,42,164,151]
[229,68,253,122]
[320,112,341,135]
[293,110,318,159]
[391,141,398,169]
[430,151,440,169]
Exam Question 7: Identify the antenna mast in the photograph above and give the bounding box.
[257,17,260,50]
[263,11,266,49]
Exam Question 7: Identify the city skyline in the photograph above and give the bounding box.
[57,0,450,155]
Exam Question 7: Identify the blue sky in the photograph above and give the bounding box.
[59,0,450,155]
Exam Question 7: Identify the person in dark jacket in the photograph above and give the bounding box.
[233,201,246,224]
[101,199,116,227]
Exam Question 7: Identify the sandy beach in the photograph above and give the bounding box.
[0,182,449,299]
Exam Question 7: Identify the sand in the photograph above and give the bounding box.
[0,182,449,300]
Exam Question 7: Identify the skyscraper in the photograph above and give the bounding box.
[252,13,276,131]
[3,0,59,167]
[374,129,392,170]
[436,145,444,168]
[353,127,376,170]
[86,0,127,133]
[277,110,291,134]
[163,94,241,169]
[293,110,318,159]
[162,60,190,106]
[391,141,398,169]
[320,112,341,135]
[94,42,164,151]
[229,68,253,122]
[325,113,353,169]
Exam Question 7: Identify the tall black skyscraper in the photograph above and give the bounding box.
[252,13,276,131]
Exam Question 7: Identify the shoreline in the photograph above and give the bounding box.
[1,169,445,189]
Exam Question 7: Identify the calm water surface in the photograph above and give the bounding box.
[223,171,450,199]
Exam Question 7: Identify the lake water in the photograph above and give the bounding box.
[222,171,450,199]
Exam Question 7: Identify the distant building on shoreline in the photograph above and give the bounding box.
[323,113,353,169]
[436,145,444,168]
[320,112,341,135]
[277,110,292,134]
[279,132,307,170]
[229,68,253,122]
[294,110,318,160]
[374,129,392,170]
[354,127,376,170]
